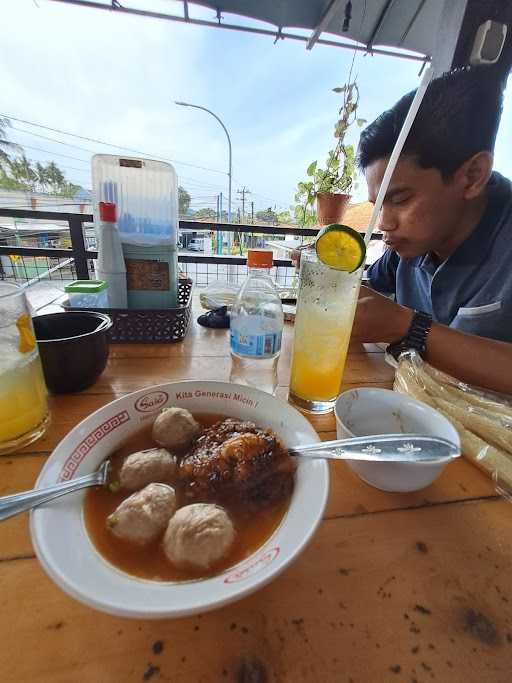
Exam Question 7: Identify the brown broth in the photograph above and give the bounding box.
[83,414,292,582]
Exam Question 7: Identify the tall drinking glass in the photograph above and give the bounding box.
[0,283,49,454]
[288,250,363,413]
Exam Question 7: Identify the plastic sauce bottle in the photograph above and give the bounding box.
[230,249,284,394]
[96,201,127,308]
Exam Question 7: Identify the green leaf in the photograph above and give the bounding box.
[306,160,317,176]
[332,86,346,93]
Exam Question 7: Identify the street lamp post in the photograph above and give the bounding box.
[174,101,232,225]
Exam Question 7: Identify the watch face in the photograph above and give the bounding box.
[387,312,431,363]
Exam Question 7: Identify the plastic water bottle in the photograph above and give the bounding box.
[95,202,128,308]
[230,250,284,394]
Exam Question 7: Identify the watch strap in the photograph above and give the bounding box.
[386,310,432,362]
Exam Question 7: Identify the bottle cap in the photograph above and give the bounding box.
[99,201,117,222]
[247,249,273,268]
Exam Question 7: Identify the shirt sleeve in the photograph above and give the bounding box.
[366,249,399,295]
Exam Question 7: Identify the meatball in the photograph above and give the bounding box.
[163,503,235,570]
[107,483,177,545]
[119,448,177,491]
[152,407,200,450]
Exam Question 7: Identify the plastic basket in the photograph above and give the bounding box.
[63,278,192,343]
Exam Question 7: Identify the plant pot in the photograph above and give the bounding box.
[316,192,350,226]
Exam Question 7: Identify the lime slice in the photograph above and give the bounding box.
[315,224,366,272]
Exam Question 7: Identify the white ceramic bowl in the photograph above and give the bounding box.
[335,388,460,492]
[30,381,329,619]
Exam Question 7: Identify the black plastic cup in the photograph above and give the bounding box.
[33,312,112,394]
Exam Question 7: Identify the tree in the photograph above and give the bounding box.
[193,208,217,221]
[0,155,82,197]
[7,155,37,190]
[178,186,191,215]
[46,161,65,191]
[0,117,21,170]
[0,170,28,191]
[277,210,292,225]
[255,207,278,225]
[59,181,82,198]
[35,162,50,192]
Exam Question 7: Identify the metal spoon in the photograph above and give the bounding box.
[0,433,458,522]
[0,460,110,522]
[290,433,459,463]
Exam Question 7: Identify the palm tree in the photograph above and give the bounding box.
[35,161,50,192]
[0,117,21,170]
[7,155,37,190]
[46,161,65,192]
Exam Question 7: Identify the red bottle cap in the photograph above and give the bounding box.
[99,201,117,222]
[247,249,273,268]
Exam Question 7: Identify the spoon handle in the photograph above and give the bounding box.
[0,462,109,522]
[289,434,459,463]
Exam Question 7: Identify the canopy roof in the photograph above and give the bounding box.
[191,0,443,56]
[51,0,457,62]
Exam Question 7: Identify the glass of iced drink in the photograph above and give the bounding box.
[288,249,363,413]
[0,283,49,454]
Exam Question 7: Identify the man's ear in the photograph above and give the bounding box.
[455,151,493,199]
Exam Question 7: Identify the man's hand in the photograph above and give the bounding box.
[351,288,512,395]
[352,285,413,343]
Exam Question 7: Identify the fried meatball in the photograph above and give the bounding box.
[119,448,177,491]
[107,483,177,545]
[152,407,200,450]
[163,503,235,570]
[179,419,296,506]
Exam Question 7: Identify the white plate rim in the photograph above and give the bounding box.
[30,381,329,618]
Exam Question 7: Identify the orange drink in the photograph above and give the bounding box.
[289,251,362,413]
[0,284,49,454]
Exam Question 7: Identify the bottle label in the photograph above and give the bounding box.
[230,330,282,357]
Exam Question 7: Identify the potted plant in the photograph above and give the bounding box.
[295,80,365,226]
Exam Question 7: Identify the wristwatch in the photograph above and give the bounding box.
[386,310,432,362]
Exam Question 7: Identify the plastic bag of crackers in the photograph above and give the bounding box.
[392,350,512,494]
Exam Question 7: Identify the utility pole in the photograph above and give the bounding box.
[251,201,254,224]
[218,193,223,255]
[237,186,251,222]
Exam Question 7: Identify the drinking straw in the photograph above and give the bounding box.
[20,258,74,290]
[364,66,434,246]
[15,259,74,314]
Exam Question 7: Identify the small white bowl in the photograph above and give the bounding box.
[30,381,328,619]
[335,388,460,492]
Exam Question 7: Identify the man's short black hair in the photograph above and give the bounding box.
[357,66,504,178]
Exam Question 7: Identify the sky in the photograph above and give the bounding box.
[1,0,511,216]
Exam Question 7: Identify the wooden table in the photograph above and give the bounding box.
[2,304,511,683]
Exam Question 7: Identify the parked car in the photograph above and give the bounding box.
[188,238,204,252]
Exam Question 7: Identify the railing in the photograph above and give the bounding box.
[0,208,382,291]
